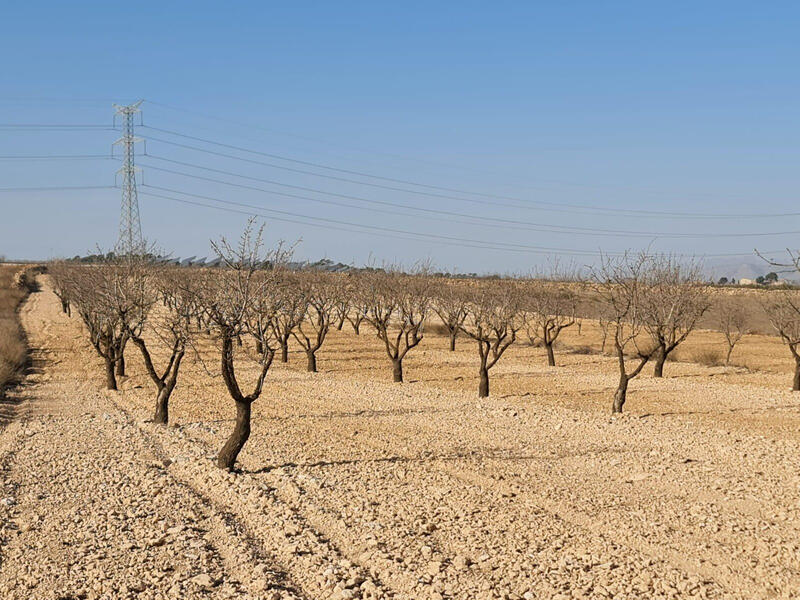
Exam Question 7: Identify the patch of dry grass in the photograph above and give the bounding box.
[0,265,31,392]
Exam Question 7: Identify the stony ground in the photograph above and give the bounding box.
[1,278,800,599]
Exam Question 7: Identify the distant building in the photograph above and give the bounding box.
[738,278,755,285]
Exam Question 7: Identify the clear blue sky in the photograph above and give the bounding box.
[1,1,798,273]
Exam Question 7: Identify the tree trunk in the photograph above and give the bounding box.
[153,386,169,425]
[612,374,628,413]
[216,399,251,471]
[449,330,457,351]
[545,342,556,367]
[255,339,263,355]
[653,345,666,378]
[725,344,734,366]
[478,366,489,398]
[392,358,403,383]
[793,357,800,391]
[116,351,126,377]
[337,316,345,330]
[280,338,289,363]
[307,351,317,373]
[104,358,117,391]
[353,320,361,335]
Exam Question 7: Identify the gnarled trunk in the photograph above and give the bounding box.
[478,365,489,398]
[217,399,251,471]
[545,342,556,367]
[449,330,457,351]
[653,344,667,378]
[116,351,126,377]
[613,373,628,413]
[307,351,317,372]
[104,358,117,391]
[153,386,169,425]
[392,358,403,383]
[793,356,800,391]
[280,337,289,363]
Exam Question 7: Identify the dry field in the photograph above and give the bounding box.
[1,276,800,599]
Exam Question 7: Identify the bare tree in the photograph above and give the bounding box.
[291,274,335,372]
[128,267,195,425]
[270,280,305,363]
[432,280,468,351]
[524,281,577,367]
[345,298,369,335]
[715,296,749,365]
[460,281,523,397]
[764,291,800,391]
[193,222,292,470]
[363,271,430,382]
[68,260,149,390]
[48,260,73,316]
[592,253,659,413]
[640,256,711,377]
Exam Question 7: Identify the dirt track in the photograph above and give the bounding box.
[1,279,799,599]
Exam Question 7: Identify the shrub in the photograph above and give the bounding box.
[692,347,723,367]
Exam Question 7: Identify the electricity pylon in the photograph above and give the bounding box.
[113,100,144,255]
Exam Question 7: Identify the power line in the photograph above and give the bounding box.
[146,99,738,204]
[0,185,117,192]
[0,154,114,160]
[138,186,628,257]
[0,123,114,129]
[138,184,770,259]
[139,156,800,239]
[140,123,788,220]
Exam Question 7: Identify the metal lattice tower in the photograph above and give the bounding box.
[113,100,144,255]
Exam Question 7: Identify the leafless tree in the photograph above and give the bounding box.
[48,260,73,316]
[459,281,523,397]
[640,256,710,377]
[345,298,369,335]
[432,280,468,351]
[270,277,305,363]
[68,259,149,390]
[128,267,195,425]
[764,291,800,390]
[715,296,749,365]
[192,222,292,470]
[363,271,430,382]
[592,252,660,413]
[524,281,577,367]
[292,274,335,372]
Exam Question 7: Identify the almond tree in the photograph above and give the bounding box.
[432,281,469,351]
[524,281,577,366]
[364,271,430,382]
[193,222,291,470]
[715,296,749,365]
[69,260,149,390]
[128,267,195,425]
[641,256,710,377]
[270,277,305,363]
[460,281,523,397]
[346,298,369,335]
[292,274,335,372]
[593,252,659,413]
[49,260,73,316]
[764,291,800,391]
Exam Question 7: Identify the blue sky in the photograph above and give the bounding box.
[1,1,798,273]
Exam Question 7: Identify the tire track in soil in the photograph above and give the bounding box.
[288,414,761,599]
[107,393,398,600]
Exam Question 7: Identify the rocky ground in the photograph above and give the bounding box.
[1,279,799,599]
